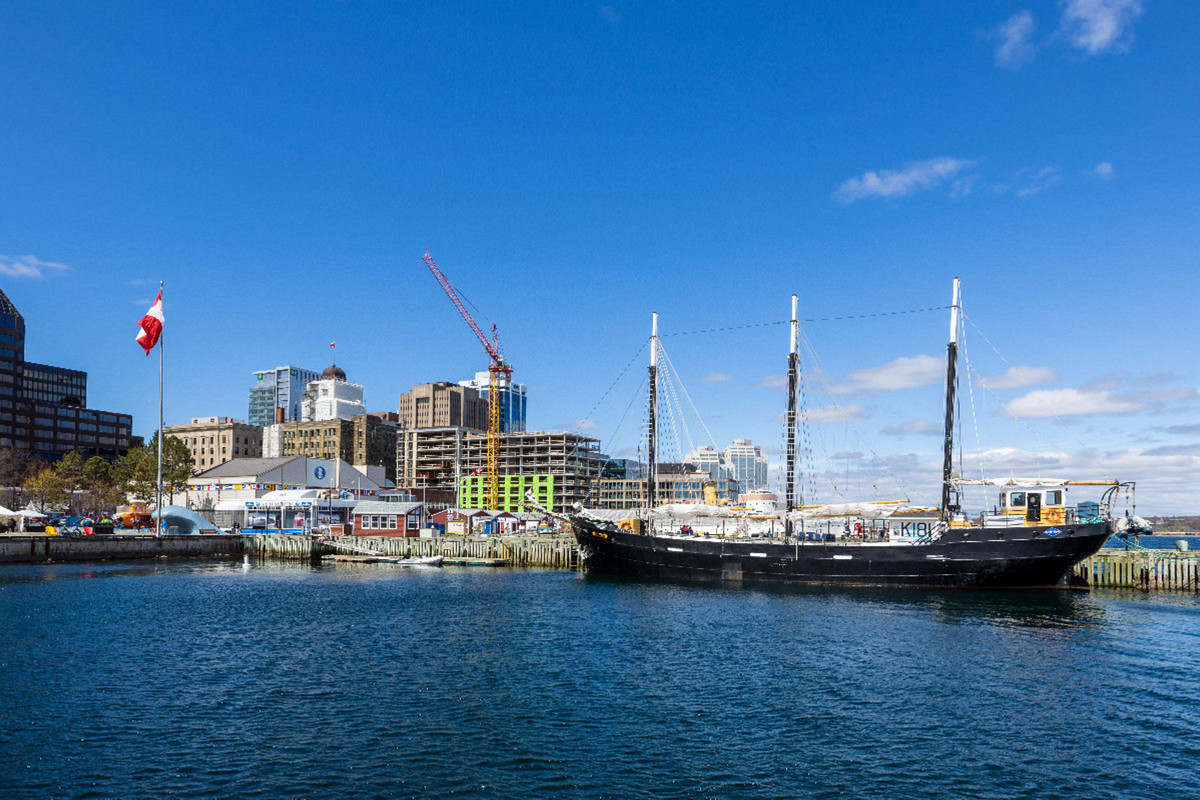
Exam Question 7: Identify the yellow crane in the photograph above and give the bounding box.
[422,251,512,510]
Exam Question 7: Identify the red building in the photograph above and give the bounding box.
[351,500,423,537]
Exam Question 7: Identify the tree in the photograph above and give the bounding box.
[116,433,194,504]
[23,467,68,513]
[0,446,32,510]
[82,456,122,514]
[56,450,85,513]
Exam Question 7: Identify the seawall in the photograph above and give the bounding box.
[0,534,244,564]
[244,533,579,568]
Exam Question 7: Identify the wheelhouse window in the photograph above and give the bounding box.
[1009,492,1026,508]
[1046,490,1063,505]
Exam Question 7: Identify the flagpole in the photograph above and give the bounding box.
[157,280,164,535]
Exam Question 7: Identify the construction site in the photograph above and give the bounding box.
[410,253,609,514]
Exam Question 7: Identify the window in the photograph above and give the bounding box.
[1009,492,1026,508]
[1046,490,1062,505]
[388,515,397,528]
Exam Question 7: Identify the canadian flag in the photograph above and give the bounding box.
[472,467,484,476]
[136,290,164,355]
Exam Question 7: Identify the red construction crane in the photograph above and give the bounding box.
[422,251,513,511]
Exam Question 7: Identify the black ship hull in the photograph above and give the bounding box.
[571,518,1112,589]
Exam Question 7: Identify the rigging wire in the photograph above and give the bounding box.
[961,312,1111,476]
[658,306,949,338]
[657,340,720,452]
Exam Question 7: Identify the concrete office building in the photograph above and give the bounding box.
[0,286,137,461]
[248,365,320,426]
[262,412,397,482]
[164,416,263,474]
[397,382,487,430]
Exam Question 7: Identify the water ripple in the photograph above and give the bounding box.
[0,562,1197,799]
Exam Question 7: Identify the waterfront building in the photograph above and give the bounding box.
[723,438,769,492]
[262,412,397,482]
[397,382,487,430]
[0,286,137,461]
[683,445,735,481]
[596,468,740,510]
[163,416,263,474]
[248,365,320,426]
[187,455,386,526]
[301,364,366,422]
[350,499,423,537]
[458,430,606,513]
[458,371,527,433]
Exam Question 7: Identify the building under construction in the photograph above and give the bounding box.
[396,426,606,513]
[459,430,606,513]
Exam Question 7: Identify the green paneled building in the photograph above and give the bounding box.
[459,474,554,512]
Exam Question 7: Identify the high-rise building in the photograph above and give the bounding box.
[458,371,527,433]
[0,287,136,460]
[683,445,735,481]
[164,416,263,474]
[248,365,320,426]
[723,438,769,492]
[300,364,365,422]
[397,382,487,430]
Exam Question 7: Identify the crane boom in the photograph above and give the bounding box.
[422,250,513,512]
[422,251,503,366]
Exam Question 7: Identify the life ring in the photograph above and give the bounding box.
[618,519,636,530]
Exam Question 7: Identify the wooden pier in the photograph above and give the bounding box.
[1072,550,1200,592]
[243,533,579,569]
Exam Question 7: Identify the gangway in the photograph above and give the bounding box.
[320,537,383,556]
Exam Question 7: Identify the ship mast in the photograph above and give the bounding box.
[646,311,658,515]
[940,277,961,521]
[784,294,799,540]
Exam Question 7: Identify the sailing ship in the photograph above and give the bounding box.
[569,279,1121,588]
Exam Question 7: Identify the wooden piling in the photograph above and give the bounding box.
[1072,550,1200,592]
[243,533,580,568]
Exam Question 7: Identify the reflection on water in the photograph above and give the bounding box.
[0,561,1196,800]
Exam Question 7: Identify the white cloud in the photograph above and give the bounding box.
[1015,165,1063,197]
[831,354,944,394]
[994,11,1037,68]
[702,372,732,384]
[554,418,599,432]
[1060,0,1144,55]
[1003,387,1145,418]
[755,374,787,389]
[0,254,70,279]
[833,158,978,203]
[1093,161,1114,179]
[982,366,1059,390]
[881,420,940,436]
[804,405,865,424]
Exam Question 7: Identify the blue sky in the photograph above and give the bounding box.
[3,1,1197,511]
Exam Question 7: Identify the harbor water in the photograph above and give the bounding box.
[1,560,1197,799]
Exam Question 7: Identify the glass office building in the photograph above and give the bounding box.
[248,366,320,426]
